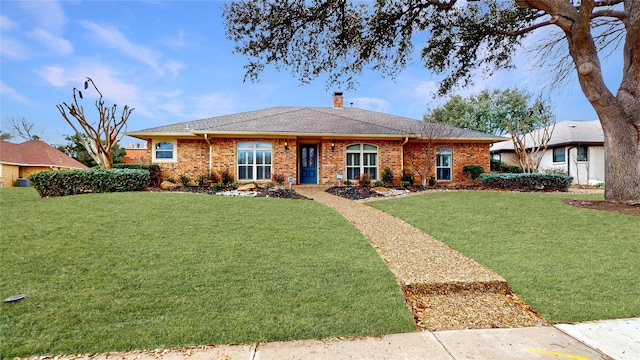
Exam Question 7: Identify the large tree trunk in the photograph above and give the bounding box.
[554,0,640,204]
[600,114,640,204]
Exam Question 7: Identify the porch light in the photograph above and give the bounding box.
[284,140,289,150]
[331,141,335,151]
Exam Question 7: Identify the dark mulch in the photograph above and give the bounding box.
[563,199,640,217]
[325,186,385,200]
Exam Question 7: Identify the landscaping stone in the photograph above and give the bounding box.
[237,183,257,191]
[160,181,181,190]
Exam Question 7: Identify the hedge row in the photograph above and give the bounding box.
[480,173,573,192]
[29,169,150,197]
[490,159,523,173]
[114,164,161,187]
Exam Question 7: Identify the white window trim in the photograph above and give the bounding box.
[345,143,378,180]
[237,141,273,182]
[152,139,177,163]
[435,146,452,181]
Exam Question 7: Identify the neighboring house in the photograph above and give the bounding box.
[125,93,503,186]
[121,143,149,164]
[0,139,89,188]
[491,120,604,185]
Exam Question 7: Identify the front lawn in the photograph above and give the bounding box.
[0,188,414,358]
[370,191,640,323]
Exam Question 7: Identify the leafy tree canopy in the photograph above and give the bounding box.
[224,0,640,204]
[424,88,554,136]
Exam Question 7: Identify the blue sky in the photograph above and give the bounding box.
[0,0,623,147]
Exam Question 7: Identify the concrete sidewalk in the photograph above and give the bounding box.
[55,318,638,359]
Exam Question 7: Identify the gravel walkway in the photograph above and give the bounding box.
[295,185,547,331]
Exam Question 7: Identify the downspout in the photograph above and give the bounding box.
[204,134,212,174]
[400,136,409,173]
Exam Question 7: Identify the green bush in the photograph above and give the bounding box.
[29,169,149,197]
[343,179,352,186]
[358,173,372,188]
[221,169,234,185]
[463,165,484,180]
[115,164,161,187]
[400,169,415,185]
[179,174,191,186]
[490,159,523,173]
[401,181,411,189]
[428,176,436,186]
[480,173,573,192]
[381,167,394,185]
[212,182,224,191]
[374,180,384,187]
[196,173,209,186]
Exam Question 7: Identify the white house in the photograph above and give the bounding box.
[491,120,604,185]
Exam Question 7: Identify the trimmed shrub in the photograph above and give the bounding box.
[490,158,505,172]
[179,174,192,186]
[400,169,415,185]
[29,169,149,197]
[221,169,234,186]
[401,181,411,189]
[504,165,524,173]
[480,173,573,192]
[115,164,161,186]
[358,173,372,188]
[463,165,484,180]
[381,167,394,185]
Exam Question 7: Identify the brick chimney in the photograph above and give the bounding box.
[332,92,344,109]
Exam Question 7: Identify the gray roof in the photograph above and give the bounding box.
[127,106,502,141]
[491,120,604,152]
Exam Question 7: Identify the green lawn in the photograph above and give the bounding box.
[369,190,640,323]
[0,188,415,358]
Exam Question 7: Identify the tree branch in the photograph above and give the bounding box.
[490,16,557,36]
[591,10,627,20]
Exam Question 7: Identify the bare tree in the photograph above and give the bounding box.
[10,117,40,141]
[56,77,134,169]
[415,120,467,186]
[506,108,556,174]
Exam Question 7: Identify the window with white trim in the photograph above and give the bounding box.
[346,143,378,180]
[153,140,177,162]
[237,142,272,181]
[553,147,566,163]
[435,146,452,181]
[576,146,588,161]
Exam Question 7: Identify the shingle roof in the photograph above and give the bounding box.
[126,106,503,141]
[491,120,604,152]
[0,140,89,169]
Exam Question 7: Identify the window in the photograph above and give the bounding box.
[553,147,566,163]
[576,146,588,161]
[346,144,378,180]
[237,142,272,181]
[435,146,452,181]
[153,140,176,162]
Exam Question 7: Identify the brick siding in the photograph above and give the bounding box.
[146,137,490,186]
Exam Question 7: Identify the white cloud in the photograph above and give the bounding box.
[78,20,182,77]
[0,80,30,104]
[166,30,187,49]
[192,92,235,119]
[350,97,389,112]
[29,28,73,56]
[18,0,66,33]
[0,37,30,60]
[0,15,18,30]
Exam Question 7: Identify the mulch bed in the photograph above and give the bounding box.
[152,185,309,199]
[563,199,640,216]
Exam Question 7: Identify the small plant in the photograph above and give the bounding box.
[401,181,411,189]
[343,179,352,186]
[381,167,394,185]
[593,182,605,188]
[264,183,275,189]
[374,180,384,187]
[428,176,436,187]
[210,171,220,184]
[401,169,414,185]
[179,174,191,186]
[165,177,176,184]
[271,173,286,186]
[212,182,224,191]
[196,173,209,186]
[463,165,484,180]
[358,173,372,188]
[543,167,568,175]
[221,169,234,185]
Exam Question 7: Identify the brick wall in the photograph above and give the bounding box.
[148,136,490,186]
[403,141,491,185]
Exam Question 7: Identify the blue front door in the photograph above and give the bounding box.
[300,144,318,184]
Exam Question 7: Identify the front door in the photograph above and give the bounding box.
[300,144,318,184]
